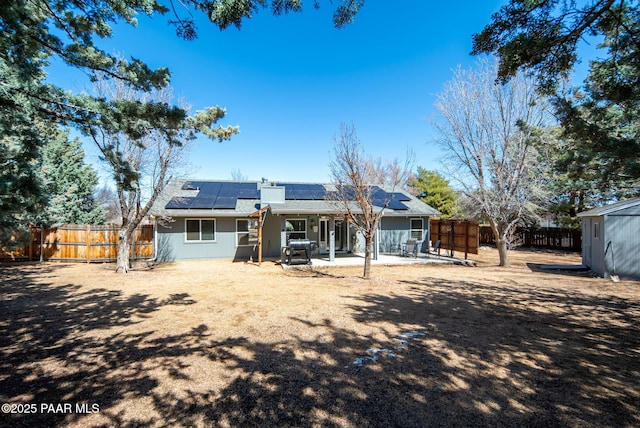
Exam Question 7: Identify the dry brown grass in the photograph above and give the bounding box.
[1,248,639,427]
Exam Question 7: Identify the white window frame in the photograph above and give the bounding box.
[185,218,216,242]
[285,218,307,241]
[410,218,424,241]
[236,218,259,247]
[594,221,600,240]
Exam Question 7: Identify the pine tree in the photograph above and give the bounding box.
[409,168,460,219]
[473,0,640,184]
[554,5,640,187]
[40,129,105,226]
[0,119,46,247]
[1,0,362,261]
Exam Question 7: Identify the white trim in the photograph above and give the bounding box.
[577,197,640,217]
[285,218,307,241]
[410,218,424,241]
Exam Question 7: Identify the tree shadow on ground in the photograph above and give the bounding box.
[1,264,638,427]
[354,276,640,426]
[0,264,198,427]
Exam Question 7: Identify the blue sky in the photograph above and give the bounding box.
[51,1,508,183]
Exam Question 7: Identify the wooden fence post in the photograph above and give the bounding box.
[132,228,136,261]
[465,221,469,259]
[28,227,34,261]
[86,224,91,263]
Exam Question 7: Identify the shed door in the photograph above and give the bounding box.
[582,219,592,267]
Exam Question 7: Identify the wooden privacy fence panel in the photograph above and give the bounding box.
[1,224,154,262]
[430,219,479,259]
[479,226,581,251]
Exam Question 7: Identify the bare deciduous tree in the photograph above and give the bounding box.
[329,123,412,278]
[434,57,552,267]
[230,169,248,181]
[368,152,415,190]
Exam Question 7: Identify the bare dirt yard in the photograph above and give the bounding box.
[1,248,639,427]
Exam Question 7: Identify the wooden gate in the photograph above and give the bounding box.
[430,219,479,259]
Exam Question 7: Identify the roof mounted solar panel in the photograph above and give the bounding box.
[189,196,216,209]
[165,197,193,209]
[308,184,327,200]
[238,183,259,199]
[387,200,409,210]
[289,189,306,200]
[238,188,259,199]
[279,183,328,200]
[370,186,386,197]
[217,183,238,197]
[212,197,237,209]
[370,198,409,210]
[197,182,222,195]
[392,192,412,201]
[370,186,411,210]
[182,183,198,191]
[371,198,386,208]
[283,187,298,200]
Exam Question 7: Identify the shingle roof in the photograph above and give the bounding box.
[151,179,441,217]
[577,198,640,217]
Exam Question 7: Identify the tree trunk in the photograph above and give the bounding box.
[363,236,372,279]
[489,220,510,267]
[115,228,132,273]
[495,237,510,267]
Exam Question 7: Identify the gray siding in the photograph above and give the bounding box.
[605,215,640,280]
[379,217,429,254]
[379,217,409,253]
[157,217,254,262]
[157,214,433,261]
[582,214,640,280]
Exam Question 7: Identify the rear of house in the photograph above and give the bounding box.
[150,180,440,262]
[578,198,640,280]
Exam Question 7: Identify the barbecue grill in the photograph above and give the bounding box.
[286,239,317,265]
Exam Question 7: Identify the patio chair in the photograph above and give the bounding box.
[402,239,418,258]
[427,240,441,258]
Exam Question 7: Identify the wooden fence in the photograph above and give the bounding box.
[479,226,581,251]
[0,224,154,262]
[430,219,479,259]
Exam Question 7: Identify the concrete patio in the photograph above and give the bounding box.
[281,252,475,269]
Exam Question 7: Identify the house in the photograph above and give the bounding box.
[150,179,441,263]
[577,198,640,280]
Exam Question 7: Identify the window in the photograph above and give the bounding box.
[594,222,600,240]
[185,219,216,242]
[285,219,306,241]
[410,218,423,241]
[237,219,259,246]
